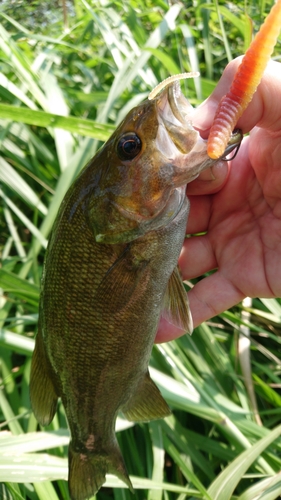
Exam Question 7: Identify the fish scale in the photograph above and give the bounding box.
[30,79,242,500]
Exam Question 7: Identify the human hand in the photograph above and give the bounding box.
[156,58,281,343]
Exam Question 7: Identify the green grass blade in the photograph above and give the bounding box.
[207,424,281,500]
[0,331,34,355]
[0,390,23,435]
[163,434,212,500]
[180,24,202,100]
[0,103,114,140]
[0,269,39,306]
[148,422,165,500]
[237,471,281,500]
[0,189,47,248]
[0,24,48,109]
[33,481,61,500]
[42,73,75,172]
[0,482,24,500]
[0,157,47,216]
[3,206,26,258]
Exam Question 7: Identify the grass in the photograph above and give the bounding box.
[0,1,281,499]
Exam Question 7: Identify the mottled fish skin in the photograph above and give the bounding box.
[30,82,242,500]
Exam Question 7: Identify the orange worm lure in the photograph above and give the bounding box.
[207,0,281,159]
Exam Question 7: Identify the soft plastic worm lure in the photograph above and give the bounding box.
[207,0,281,159]
[148,72,200,100]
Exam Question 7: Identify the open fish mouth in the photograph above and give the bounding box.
[152,78,243,185]
[154,79,199,156]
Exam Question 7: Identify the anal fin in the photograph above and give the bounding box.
[162,266,193,334]
[122,371,171,422]
[29,327,58,426]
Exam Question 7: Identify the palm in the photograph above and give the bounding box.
[214,129,281,298]
[156,59,281,342]
[188,130,281,285]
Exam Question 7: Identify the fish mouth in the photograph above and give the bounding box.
[154,81,243,185]
[155,81,199,156]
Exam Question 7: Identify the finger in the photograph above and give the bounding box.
[178,234,217,278]
[155,316,185,343]
[185,196,211,234]
[249,126,281,197]
[155,271,245,343]
[185,136,250,234]
[193,59,281,135]
[238,60,281,132]
[186,159,230,196]
[188,272,245,327]
[192,57,243,135]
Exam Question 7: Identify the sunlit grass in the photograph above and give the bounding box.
[1,1,281,499]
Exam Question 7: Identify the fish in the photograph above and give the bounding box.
[207,0,281,159]
[29,75,242,500]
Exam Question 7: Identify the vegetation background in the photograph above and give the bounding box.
[0,0,281,499]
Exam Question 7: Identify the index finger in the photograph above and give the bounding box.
[193,59,281,136]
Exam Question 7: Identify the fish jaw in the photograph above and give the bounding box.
[155,82,243,187]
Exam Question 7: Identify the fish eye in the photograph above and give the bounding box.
[117,133,142,161]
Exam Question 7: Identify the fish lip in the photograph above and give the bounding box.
[154,87,243,188]
[167,81,186,124]
[156,83,243,161]
[155,81,193,127]
[154,81,199,159]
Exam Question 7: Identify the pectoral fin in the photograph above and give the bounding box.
[162,266,193,334]
[95,245,148,313]
[122,371,171,422]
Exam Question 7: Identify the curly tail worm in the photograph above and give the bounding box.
[207,0,281,159]
[148,72,200,100]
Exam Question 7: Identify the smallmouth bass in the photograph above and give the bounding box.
[30,76,242,500]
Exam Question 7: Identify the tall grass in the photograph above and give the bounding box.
[1,1,281,499]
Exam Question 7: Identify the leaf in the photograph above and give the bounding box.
[163,434,212,500]
[207,424,281,500]
[33,482,61,500]
[260,298,281,319]
[0,330,35,355]
[237,471,281,500]
[0,269,39,305]
[0,454,201,494]
[0,157,47,215]
[42,73,75,172]
[0,188,48,249]
[148,422,165,500]
[0,390,23,435]
[0,103,115,141]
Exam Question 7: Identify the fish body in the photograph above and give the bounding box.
[30,81,242,500]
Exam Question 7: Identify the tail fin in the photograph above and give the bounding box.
[29,328,58,426]
[68,440,133,500]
